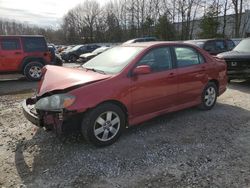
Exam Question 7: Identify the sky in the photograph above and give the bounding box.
[0,0,111,28]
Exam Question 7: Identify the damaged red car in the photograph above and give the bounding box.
[22,42,227,146]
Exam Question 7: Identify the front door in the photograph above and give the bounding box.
[130,47,178,117]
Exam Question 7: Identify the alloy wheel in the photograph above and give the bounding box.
[204,86,216,106]
[29,66,42,79]
[93,111,120,142]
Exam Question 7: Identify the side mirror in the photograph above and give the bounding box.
[132,65,151,75]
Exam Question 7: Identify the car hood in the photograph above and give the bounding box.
[37,65,111,96]
[217,50,250,60]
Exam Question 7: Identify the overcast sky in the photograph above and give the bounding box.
[0,0,110,28]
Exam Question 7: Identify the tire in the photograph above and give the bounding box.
[24,62,44,81]
[199,82,218,110]
[69,55,77,62]
[81,103,126,146]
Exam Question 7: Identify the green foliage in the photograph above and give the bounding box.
[155,14,176,41]
[199,6,221,38]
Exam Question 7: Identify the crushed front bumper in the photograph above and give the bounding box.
[22,98,82,134]
[22,99,41,127]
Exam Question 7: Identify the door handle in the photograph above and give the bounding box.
[14,52,21,55]
[168,72,175,78]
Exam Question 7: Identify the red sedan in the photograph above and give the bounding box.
[22,42,227,146]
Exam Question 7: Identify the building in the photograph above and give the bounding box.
[175,9,250,39]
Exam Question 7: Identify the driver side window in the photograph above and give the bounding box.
[137,47,172,72]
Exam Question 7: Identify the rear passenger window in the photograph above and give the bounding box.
[1,39,20,50]
[174,47,204,68]
[23,37,47,52]
[137,47,172,72]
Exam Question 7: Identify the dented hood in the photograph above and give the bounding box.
[37,65,111,96]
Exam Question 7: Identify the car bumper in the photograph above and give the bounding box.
[22,98,82,133]
[22,99,41,127]
[228,69,250,79]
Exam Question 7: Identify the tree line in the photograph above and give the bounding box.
[0,0,248,44]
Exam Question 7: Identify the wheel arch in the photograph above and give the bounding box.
[20,57,46,73]
[208,79,219,93]
[93,100,129,126]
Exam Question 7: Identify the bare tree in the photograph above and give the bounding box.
[232,0,243,37]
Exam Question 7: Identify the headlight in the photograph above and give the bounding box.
[35,94,75,111]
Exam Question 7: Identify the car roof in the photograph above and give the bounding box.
[121,41,187,48]
[186,38,232,43]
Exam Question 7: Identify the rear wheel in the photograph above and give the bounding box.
[81,103,125,146]
[24,62,43,81]
[69,55,77,62]
[199,82,218,110]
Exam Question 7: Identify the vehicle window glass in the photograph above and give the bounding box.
[80,46,86,51]
[1,38,20,50]
[137,47,172,72]
[23,37,47,52]
[83,46,144,74]
[204,41,215,52]
[174,47,201,67]
[226,40,235,50]
[215,41,226,50]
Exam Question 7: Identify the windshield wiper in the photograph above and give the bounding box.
[84,67,106,74]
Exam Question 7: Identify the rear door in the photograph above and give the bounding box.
[0,37,23,72]
[173,46,207,105]
[130,46,178,116]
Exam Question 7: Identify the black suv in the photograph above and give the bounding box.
[61,44,100,62]
[217,38,250,80]
[185,39,235,55]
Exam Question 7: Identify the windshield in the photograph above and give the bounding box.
[233,38,250,52]
[83,46,144,74]
[71,45,83,51]
[93,47,109,55]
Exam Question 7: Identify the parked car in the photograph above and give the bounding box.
[217,38,250,80]
[231,38,242,46]
[78,46,110,63]
[185,39,235,55]
[22,42,227,146]
[0,35,53,81]
[48,45,63,66]
[61,44,100,62]
[123,37,158,44]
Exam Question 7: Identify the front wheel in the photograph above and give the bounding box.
[199,82,218,110]
[81,103,126,146]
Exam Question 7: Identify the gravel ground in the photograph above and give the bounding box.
[0,80,250,187]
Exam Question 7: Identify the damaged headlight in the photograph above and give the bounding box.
[35,94,75,111]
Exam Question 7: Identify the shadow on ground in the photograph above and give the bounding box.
[14,102,250,187]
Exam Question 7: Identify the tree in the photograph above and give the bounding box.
[232,0,243,37]
[199,6,221,38]
[155,14,176,40]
